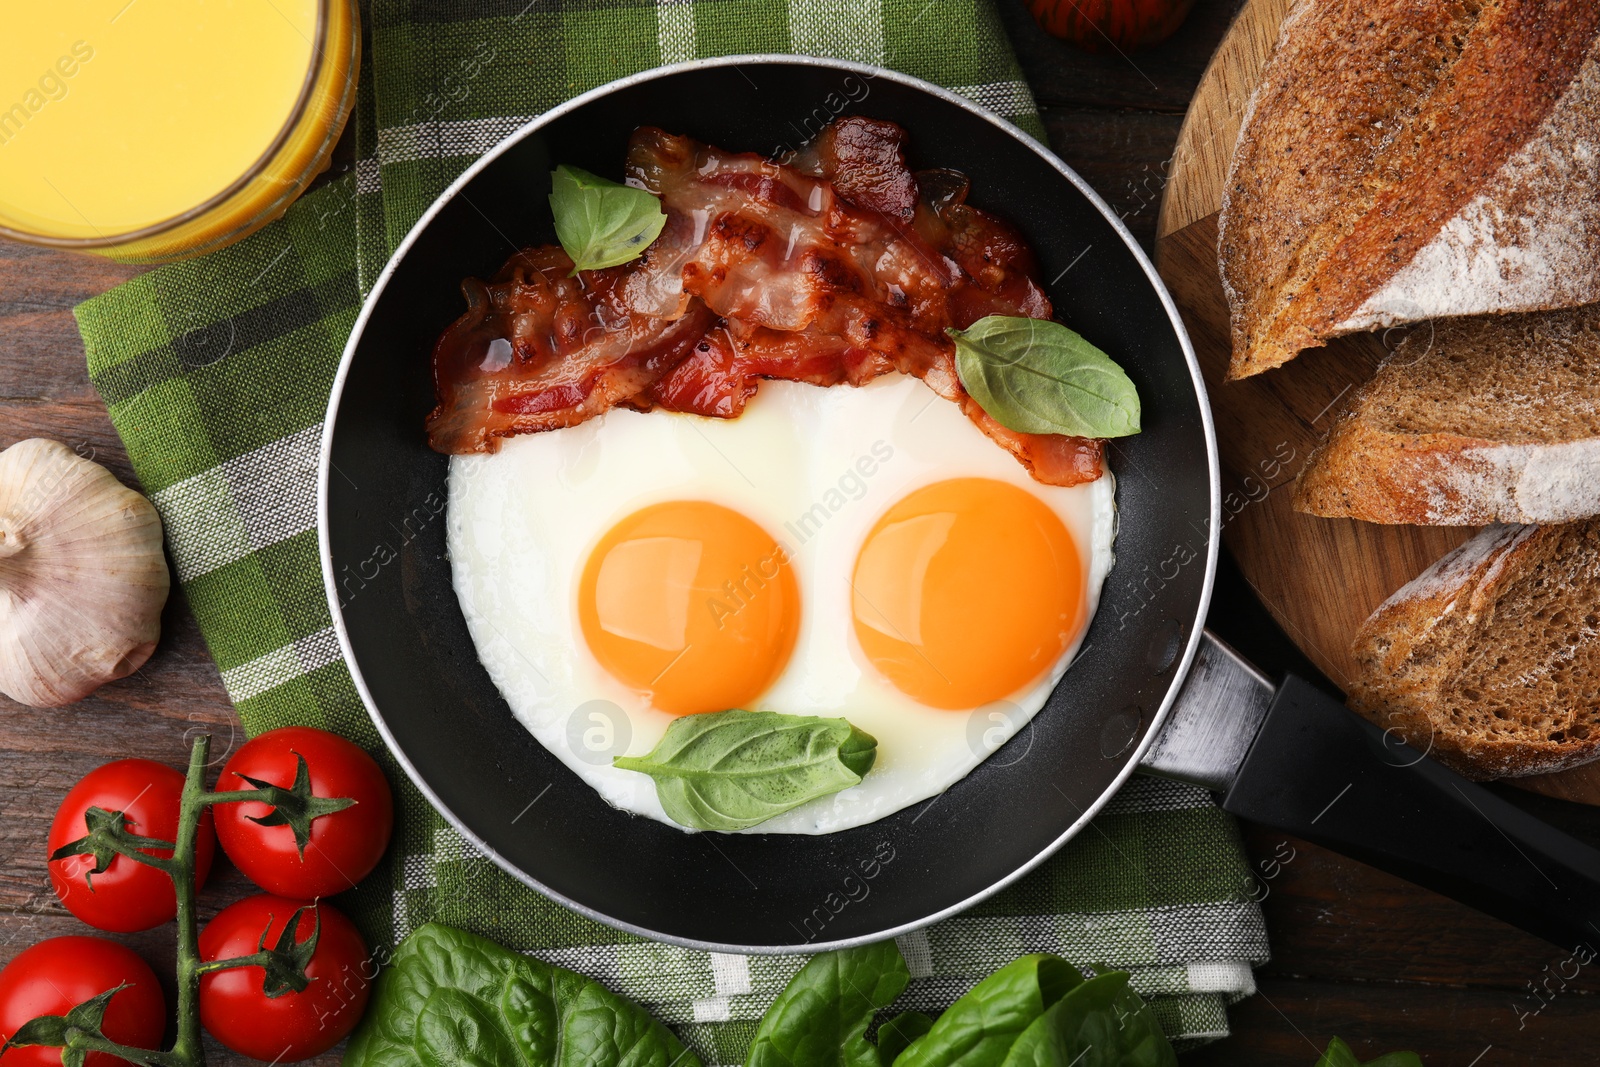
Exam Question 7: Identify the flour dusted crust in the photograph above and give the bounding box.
[1294,305,1600,524]
[1338,44,1600,331]
[1219,0,1600,379]
[1349,521,1600,779]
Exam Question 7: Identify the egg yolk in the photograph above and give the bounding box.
[851,478,1086,709]
[579,501,800,716]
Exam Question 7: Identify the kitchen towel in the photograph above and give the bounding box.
[73,0,1269,1059]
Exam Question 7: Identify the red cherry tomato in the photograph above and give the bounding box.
[0,937,165,1067]
[1025,0,1195,53]
[198,896,370,1062]
[212,728,393,898]
[47,760,215,933]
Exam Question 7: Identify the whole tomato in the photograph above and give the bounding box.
[47,759,216,932]
[198,896,371,1062]
[212,727,393,898]
[1026,0,1196,53]
[0,937,165,1067]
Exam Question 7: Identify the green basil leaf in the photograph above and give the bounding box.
[1314,1039,1362,1067]
[876,1012,935,1065]
[894,954,1083,1067]
[343,923,701,1067]
[949,316,1141,439]
[745,942,910,1067]
[614,711,877,831]
[1314,1039,1422,1067]
[998,972,1175,1067]
[549,164,668,274]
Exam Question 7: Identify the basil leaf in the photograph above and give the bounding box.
[876,1012,935,1065]
[614,710,877,831]
[343,923,700,1067]
[1314,1039,1362,1067]
[745,942,910,1067]
[949,316,1141,439]
[549,164,667,274]
[1314,1039,1422,1067]
[998,972,1175,1067]
[895,954,1083,1067]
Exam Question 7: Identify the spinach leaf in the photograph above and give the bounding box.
[894,954,1083,1067]
[876,1012,935,1065]
[745,941,910,1067]
[343,923,700,1067]
[1314,1038,1422,1067]
[949,316,1141,439]
[999,972,1175,1067]
[614,710,877,831]
[548,164,668,273]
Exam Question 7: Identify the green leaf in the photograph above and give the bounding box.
[745,942,910,1067]
[415,989,522,1067]
[998,973,1175,1067]
[895,955,1084,1067]
[343,923,701,1067]
[1314,1038,1422,1067]
[613,711,877,831]
[236,752,357,859]
[876,1013,934,1065]
[950,316,1141,439]
[1315,1039,1362,1067]
[549,164,668,274]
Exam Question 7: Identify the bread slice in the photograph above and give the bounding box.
[1218,0,1600,380]
[1349,521,1600,779]
[1293,304,1600,524]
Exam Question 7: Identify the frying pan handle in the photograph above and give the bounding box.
[1223,674,1600,952]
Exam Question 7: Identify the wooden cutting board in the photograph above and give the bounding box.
[1152,0,1600,804]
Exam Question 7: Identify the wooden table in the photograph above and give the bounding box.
[2,2,1597,1062]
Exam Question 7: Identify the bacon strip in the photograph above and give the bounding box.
[425,117,1104,486]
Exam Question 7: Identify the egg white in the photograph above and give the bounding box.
[447,374,1116,834]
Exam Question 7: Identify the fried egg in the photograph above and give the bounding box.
[447,374,1115,834]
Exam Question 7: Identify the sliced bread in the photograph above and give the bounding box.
[1348,521,1600,779]
[1293,304,1600,525]
[1218,0,1600,380]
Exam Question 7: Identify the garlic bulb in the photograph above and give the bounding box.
[0,439,170,707]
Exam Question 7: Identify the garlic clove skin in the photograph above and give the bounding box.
[0,439,171,707]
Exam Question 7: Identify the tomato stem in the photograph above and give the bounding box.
[167,734,211,1067]
[61,1028,180,1067]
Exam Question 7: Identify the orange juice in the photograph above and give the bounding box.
[0,0,358,262]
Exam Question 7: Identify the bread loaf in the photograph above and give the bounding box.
[1219,0,1600,379]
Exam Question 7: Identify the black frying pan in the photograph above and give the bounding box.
[319,57,1600,954]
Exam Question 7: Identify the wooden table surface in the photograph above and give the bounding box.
[2,2,1597,1063]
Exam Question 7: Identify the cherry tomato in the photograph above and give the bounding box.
[1025,0,1195,53]
[47,760,215,933]
[198,896,370,1061]
[0,937,165,1067]
[212,727,393,898]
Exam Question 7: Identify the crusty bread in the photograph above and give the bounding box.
[1294,304,1600,524]
[1218,0,1600,380]
[1349,521,1600,779]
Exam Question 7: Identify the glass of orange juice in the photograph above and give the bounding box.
[0,0,359,263]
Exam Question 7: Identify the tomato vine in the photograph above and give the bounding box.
[4,735,350,1067]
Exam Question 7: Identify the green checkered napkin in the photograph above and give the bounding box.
[73,0,1267,1059]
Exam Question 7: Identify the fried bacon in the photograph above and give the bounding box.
[426,116,1104,485]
